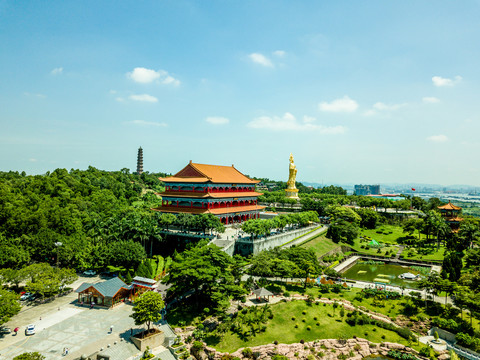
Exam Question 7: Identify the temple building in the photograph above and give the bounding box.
[153,161,265,224]
[438,201,463,231]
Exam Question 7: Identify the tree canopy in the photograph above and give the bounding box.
[164,241,246,311]
[0,286,21,325]
[130,291,165,332]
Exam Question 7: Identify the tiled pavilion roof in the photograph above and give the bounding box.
[159,161,260,184]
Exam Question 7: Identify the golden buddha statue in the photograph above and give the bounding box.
[285,153,299,199]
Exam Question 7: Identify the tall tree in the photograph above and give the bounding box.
[164,242,246,311]
[130,291,164,334]
[0,286,21,325]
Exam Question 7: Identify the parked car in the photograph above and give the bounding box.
[83,270,96,276]
[20,292,32,301]
[25,325,35,336]
[0,326,12,335]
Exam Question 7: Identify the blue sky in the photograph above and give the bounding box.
[1,1,480,185]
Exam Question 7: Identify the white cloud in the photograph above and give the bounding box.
[161,74,181,86]
[373,102,406,111]
[303,115,316,124]
[129,94,158,102]
[423,96,440,103]
[363,109,377,117]
[318,96,358,113]
[427,134,448,142]
[247,112,346,134]
[273,50,286,57]
[248,53,274,67]
[51,67,63,75]
[29,158,37,162]
[128,120,167,127]
[363,101,406,116]
[128,67,160,83]
[432,75,462,87]
[115,97,125,102]
[24,92,46,99]
[206,116,230,125]
[127,67,180,86]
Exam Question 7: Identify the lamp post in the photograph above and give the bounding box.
[55,242,63,267]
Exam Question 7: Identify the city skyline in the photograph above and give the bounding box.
[1,1,480,186]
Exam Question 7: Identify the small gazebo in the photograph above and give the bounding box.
[252,287,273,302]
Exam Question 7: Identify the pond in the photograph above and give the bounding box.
[341,261,429,289]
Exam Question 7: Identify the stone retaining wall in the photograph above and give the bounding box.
[234,225,319,256]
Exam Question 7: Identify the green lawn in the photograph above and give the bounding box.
[401,246,445,262]
[207,300,410,353]
[263,284,423,321]
[300,233,339,257]
[358,225,410,245]
[350,238,399,257]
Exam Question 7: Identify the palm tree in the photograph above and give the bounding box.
[439,278,456,305]
[436,221,451,251]
[459,222,480,249]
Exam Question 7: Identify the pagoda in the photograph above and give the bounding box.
[438,201,463,231]
[137,147,144,174]
[153,161,265,224]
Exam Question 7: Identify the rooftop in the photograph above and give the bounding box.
[438,200,462,211]
[75,277,130,298]
[159,161,260,184]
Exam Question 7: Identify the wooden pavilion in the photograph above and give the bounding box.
[75,277,131,308]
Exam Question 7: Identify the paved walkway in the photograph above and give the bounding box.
[395,245,405,260]
[333,256,359,273]
[0,302,139,360]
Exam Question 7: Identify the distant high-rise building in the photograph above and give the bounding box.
[136,147,143,174]
[354,184,380,196]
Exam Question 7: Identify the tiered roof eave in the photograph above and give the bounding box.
[152,204,265,215]
[157,191,263,199]
[159,161,260,184]
[438,200,462,211]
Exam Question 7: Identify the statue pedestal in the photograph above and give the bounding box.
[285,189,299,199]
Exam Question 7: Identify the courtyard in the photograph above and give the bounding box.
[0,276,148,360]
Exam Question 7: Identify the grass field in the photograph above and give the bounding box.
[401,245,446,262]
[349,238,399,256]
[207,300,410,353]
[300,233,339,257]
[358,225,410,244]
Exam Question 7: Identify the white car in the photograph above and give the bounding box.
[25,324,35,336]
[83,270,96,276]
